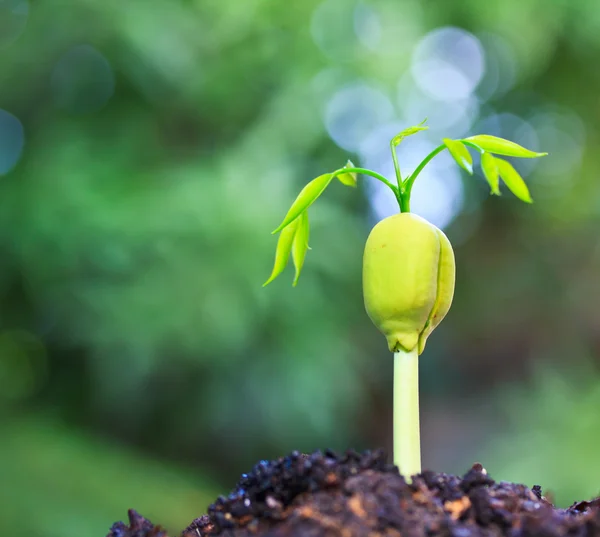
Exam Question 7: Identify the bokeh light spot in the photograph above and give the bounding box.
[397,73,479,139]
[325,83,394,151]
[0,0,29,47]
[51,44,115,114]
[529,108,585,183]
[477,33,517,100]
[0,108,24,174]
[412,27,484,102]
[410,166,463,230]
[311,0,358,61]
[354,3,382,51]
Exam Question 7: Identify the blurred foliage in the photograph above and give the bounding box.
[0,0,600,534]
[0,415,219,536]
[483,361,600,507]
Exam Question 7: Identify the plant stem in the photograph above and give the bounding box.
[394,347,421,480]
[403,144,446,199]
[332,167,398,195]
[398,139,483,210]
[460,140,484,154]
[390,140,402,188]
[399,193,410,213]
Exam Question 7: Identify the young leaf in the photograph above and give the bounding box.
[292,211,310,286]
[465,135,548,158]
[496,158,532,203]
[481,152,500,195]
[336,160,358,187]
[272,173,333,234]
[263,218,300,286]
[391,118,428,147]
[443,138,473,174]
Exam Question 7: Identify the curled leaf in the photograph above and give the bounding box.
[263,218,299,286]
[391,119,428,147]
[292,211,310,286]
[443,138,473,174]
[272,173,333,234]
[481,152,500,195]
[336,160,358,187]
[465,135,548,158]
[496,158,532,203]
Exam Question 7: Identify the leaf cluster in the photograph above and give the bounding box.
[265,124,547,287]
[444,135,548,203]
[264,161,357,286]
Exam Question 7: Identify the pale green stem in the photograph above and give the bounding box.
[331,167,398,194]
[403,139,485,201]
[390,140,402,188]
[394,347,421,480]
[403,144,446,197]
[461,140,485,154]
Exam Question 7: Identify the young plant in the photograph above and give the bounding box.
[263,120,547,479]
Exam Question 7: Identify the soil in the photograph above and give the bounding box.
[107,449,600,537]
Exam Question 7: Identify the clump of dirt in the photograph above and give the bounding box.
[107,449,600,537]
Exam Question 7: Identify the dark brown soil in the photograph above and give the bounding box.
[107,449,600,537]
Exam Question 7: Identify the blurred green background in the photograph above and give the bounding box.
[1,0,600,535]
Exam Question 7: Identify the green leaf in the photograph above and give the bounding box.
[336,160,357,187]
[391,118,428,147]
[465,135,548,158]
[272,173,333,233]
[496,158,533,203]
[443,138,473,174]
[481,152,500,195]
[292,211,310,286]
[263,218,299,286]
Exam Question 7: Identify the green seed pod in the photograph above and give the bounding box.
[363,213,455,354]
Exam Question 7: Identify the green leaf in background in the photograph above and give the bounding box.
[292,211,310,286]
[336,160,358,187]
[443,138,473,174]
[496,158,533,203]
[263,218,300,286]
[465,135,548,158]
[391,119,429,147]
[272,173,333,233]
[481,152,501,195]
[484,363,600,507]
[0,416,219,537]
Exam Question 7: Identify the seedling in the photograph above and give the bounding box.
[264,120,547,480]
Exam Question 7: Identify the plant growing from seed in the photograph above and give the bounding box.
[264,120,547,480]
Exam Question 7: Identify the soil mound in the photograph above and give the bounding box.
[108,449,600,537]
